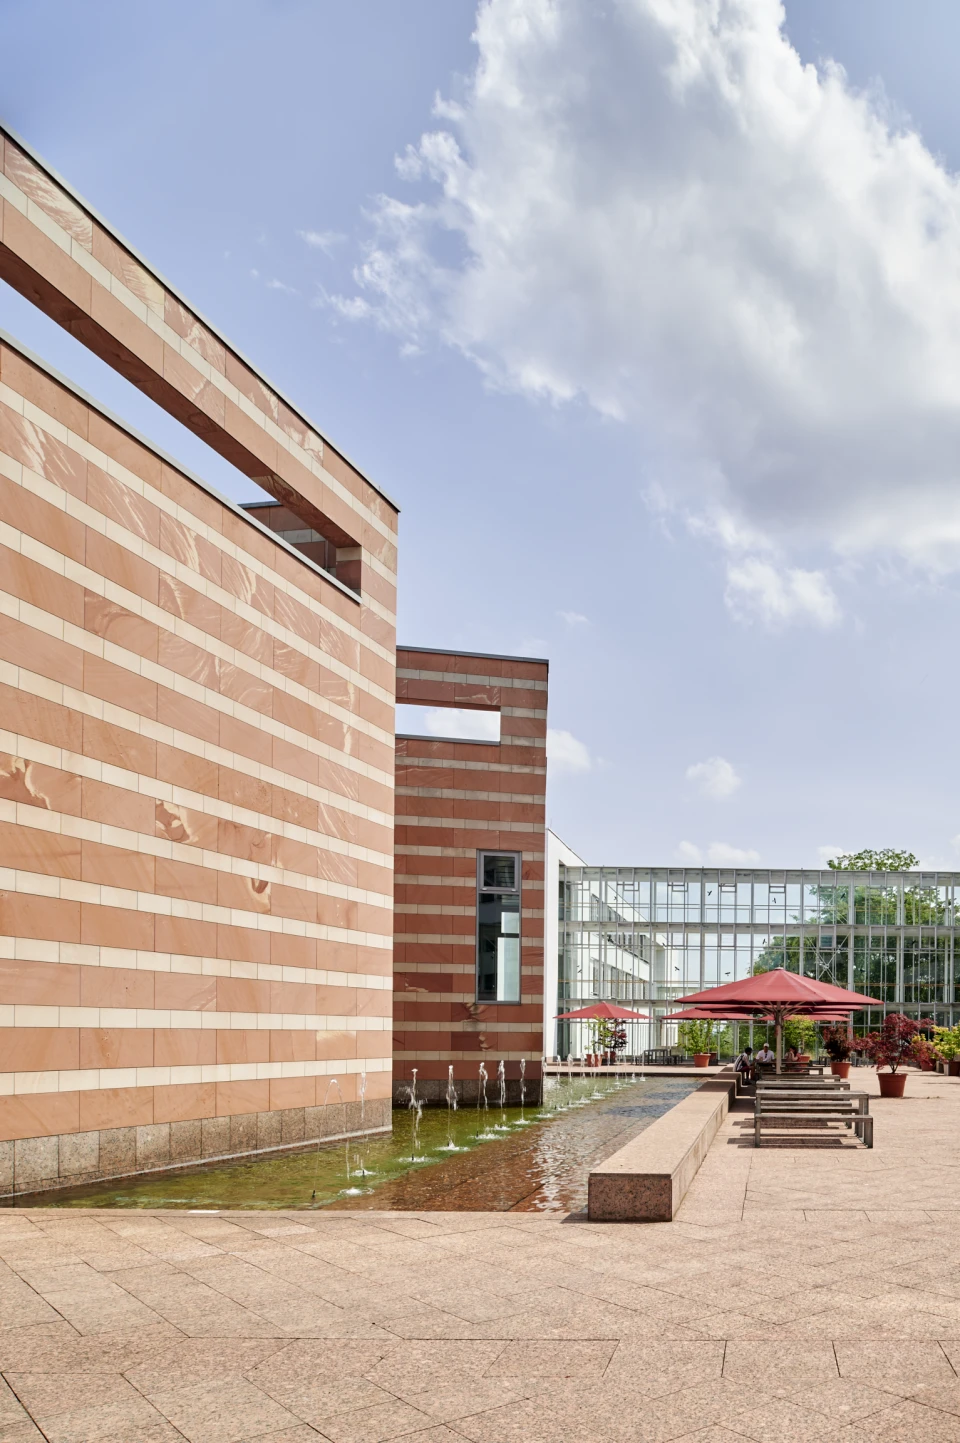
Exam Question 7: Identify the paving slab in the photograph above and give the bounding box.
[0,1071,957,1440]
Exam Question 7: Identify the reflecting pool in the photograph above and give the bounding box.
[35,1075,697,1214]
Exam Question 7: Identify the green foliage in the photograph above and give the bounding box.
[677,1020,716,1055]
[933,1025,960,1061]
[591,1018,626,1053]
[782,1017,817,1054]
[827,848,919,872]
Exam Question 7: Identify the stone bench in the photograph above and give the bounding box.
[587,1078,736,1222]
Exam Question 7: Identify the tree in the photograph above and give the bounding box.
[827,848,918,872]
[858,1013,938,1073]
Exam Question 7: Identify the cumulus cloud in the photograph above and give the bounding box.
[558,610,590,626]
[298,228,346,256]
[685,755,741,800]
[547,728,592,772]
[724,558,840,629]
[414,707,501,740]
[338,0,960,616]
[427,707,500,740]
[677,840,761,865]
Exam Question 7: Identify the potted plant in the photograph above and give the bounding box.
[821,1024,852,1079]
[933,1024,960,1077]
[678,1020,714,1067]
[859,1013,938,1097]
[783,1016,817,1070]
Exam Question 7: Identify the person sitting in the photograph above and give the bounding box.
[784,1045,801,1070]
[755,1042,776,1070]
[734,1045,755,1083]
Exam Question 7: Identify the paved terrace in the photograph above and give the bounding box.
[0,1074,959,1440]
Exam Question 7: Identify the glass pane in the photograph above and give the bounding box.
[497,937,520,1001]
[483,853,516,890]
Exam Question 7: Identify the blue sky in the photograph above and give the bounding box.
[3,0,960,868]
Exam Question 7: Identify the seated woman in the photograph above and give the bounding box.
[784,1045,801,1070]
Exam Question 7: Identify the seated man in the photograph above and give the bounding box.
[734,1045,755,1083]
[755,1042,776,1070]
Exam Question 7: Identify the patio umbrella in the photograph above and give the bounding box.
[674,969,882,1072]
[554,1001,649,1060]
[555,1002,650,1020]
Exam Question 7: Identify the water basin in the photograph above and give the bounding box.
[32,1076,698,1214]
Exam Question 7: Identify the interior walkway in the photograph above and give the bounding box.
[0,1073,959,1440]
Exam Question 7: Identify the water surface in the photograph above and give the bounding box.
[36,1075,697,1213]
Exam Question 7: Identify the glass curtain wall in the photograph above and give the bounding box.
[556,867,960,1059]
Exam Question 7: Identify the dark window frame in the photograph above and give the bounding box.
[476,849,522,1004]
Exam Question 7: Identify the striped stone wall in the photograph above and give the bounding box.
[394,648,547,1104]
[0,127,397,1193]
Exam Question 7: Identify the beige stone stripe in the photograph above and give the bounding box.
[0,480,396,711]
[0,1056,393,1097]
[3,936,391,989]
[397,669,547,692]
[0,389,397,663]
[3,866,393,947]
[397,906,543,918]
[0,1006,390,1030]
[397,817,545,833]
[396,846,545,861]
[0,663,392,834]
[2,525,394,748]
[0,593,396,792]
[397,876,545,891]
[0,175,397,548]
[1,799,393,911]
[396,788,544,803]
[399,757,546,775]
[0,723,394,871]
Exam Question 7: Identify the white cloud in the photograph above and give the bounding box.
[685,755,741,800]
[547,728,592,773]
[678,840,761,866]
[817,844,847,868]
[298,228,346,256]
[340,0,960,604]
[724,558,840,629]
[266,278,298,295]
[423,707,500,741]
[558,610,589,626]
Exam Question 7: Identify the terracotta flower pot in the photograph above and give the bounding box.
[830,1061,850,1078]
[920,1057,934,1071]
[878,1070,907,1098]
[948,1060,960,1077]
[693,1053,711,1068]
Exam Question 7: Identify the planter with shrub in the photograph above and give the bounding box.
[821,1023,852,1079]
[858,1014,941,1097]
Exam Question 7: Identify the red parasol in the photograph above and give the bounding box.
[555,1001,650,1021]
[673,969,881,1071]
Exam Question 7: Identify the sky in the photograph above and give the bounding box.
[3,0,960,869]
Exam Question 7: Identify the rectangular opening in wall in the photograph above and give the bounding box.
[396,705,500,743]
[477,849,521,1003]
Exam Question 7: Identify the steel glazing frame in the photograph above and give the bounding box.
[556,866,960,1056]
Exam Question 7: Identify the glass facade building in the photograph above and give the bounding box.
[555,866,960,1056]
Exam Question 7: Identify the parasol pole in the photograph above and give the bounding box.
[774,1006,784,1074]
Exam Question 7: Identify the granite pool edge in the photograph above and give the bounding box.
[587,1077,736,1223]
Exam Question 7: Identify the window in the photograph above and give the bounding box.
[477,850,521,1002]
